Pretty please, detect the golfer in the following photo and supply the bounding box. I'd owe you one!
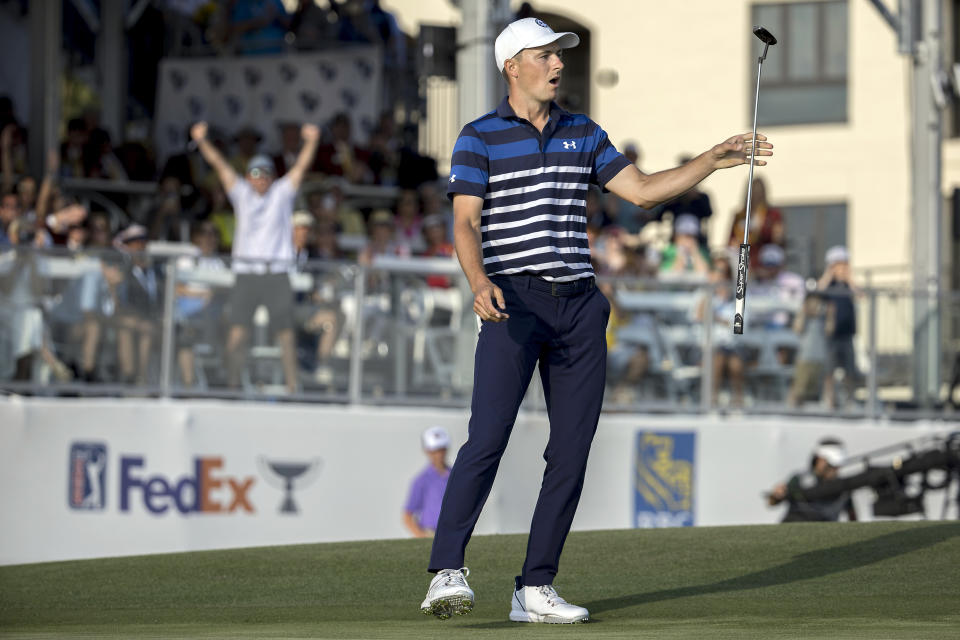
[420,17,773,624]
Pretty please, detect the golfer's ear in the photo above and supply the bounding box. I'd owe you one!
[504,57,518,79]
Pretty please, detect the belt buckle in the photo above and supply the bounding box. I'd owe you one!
[551,281,559,296]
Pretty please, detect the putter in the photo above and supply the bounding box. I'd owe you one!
[733,26,777,335]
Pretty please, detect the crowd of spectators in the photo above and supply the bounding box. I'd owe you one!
[161,0,406,59]
[0,80,451,391]
[590,147,860,410]
[0,84,858,406]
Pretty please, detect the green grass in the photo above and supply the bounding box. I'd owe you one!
[1,521,958,639]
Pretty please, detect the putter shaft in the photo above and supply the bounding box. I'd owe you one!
[734,31,774,334]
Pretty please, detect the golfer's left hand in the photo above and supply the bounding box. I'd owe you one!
[710,133,772,169]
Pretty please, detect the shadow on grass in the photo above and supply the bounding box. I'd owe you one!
[580,522,960,616]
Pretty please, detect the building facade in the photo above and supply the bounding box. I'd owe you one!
[389,0,960,287]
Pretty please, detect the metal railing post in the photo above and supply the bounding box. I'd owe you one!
[700,285,714,413]
[159,258,177,398]
[866,288,878,419]
[348,265,365,405]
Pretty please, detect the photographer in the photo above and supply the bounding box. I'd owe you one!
[768,438,858,522]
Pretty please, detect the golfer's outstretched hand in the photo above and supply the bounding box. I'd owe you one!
[472,279,509,322]
[710,132,772,170]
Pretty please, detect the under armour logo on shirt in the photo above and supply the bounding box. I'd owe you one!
[562,141,577,150]
[450,174,456,182]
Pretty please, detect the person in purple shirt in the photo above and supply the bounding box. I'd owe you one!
[404,427,451,538]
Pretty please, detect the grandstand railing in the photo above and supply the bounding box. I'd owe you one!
[0,245,957,420]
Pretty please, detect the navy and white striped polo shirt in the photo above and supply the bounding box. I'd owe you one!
[447,97,630,282]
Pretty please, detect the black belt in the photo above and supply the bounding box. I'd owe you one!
[526,276,595,297]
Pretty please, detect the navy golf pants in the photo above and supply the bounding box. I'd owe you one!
[428,275,610,586]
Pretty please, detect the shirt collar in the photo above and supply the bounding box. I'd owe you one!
[496,96,568,124]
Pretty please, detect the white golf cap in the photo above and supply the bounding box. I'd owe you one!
[292,210,314,228]
[421,426,451,452]
[674,214,700,237]
[815,442,846,467]
[495,18,580,73]
[758,244,785,266]
[825,245,850,265]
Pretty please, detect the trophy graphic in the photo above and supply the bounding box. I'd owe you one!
[258,457,321,514]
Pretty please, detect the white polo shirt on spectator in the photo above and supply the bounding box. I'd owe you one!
[228,175,296,273]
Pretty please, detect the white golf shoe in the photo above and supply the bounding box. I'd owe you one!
[509,577,589,624]
[420,567,475,620]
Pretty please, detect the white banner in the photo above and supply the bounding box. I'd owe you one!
[154,48,382,164]
[0,397,955,565]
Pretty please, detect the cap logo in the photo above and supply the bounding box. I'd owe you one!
[535,19,547,28]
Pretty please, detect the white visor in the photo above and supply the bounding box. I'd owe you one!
[815,444,846,468]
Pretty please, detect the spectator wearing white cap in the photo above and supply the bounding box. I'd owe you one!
[817,245,858,409]
[767,437,857,522]
[292,210,316,267]
[751,243,805,330]
[291,210,341,384]
[659,213,711,277]
[114,224,163,385]
[190,120,320,394]
[404,426,452,538]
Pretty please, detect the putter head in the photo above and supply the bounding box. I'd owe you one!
[753,26,778,45]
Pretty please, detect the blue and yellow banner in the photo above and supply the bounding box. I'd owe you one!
[634,431,695,527]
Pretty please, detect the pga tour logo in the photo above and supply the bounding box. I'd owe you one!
[69,442,107,510]
[66,442,319,515]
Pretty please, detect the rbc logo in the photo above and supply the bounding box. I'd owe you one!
[634,431,695,528]
[69,442,107,510]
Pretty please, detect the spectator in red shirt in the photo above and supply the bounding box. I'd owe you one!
[420,214,455,288]
[728,177,783,266]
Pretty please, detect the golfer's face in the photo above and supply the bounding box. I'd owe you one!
[517,44,564,101]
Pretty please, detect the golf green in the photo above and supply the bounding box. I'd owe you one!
[2,521,958,639]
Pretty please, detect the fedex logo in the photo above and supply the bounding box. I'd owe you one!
[120,456,255,515]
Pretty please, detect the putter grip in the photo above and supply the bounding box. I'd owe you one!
[733,243,750,334]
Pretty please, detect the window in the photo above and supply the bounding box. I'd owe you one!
[780,203,847,277]
[752,1,848,126]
